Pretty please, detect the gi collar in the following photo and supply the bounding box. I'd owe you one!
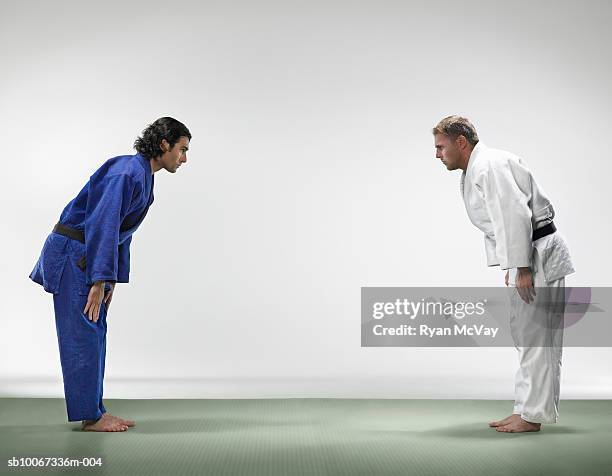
[135,152,154,175]
[465,141,484,175]
[461,141,485,197]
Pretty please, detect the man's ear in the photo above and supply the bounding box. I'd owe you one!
[456,135,468,150]
[160,139,170,152]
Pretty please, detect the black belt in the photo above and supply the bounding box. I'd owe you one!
[53,223,86,270]
[53,222,85,243]
[532,221,556,241]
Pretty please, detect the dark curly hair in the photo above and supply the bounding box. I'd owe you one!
[134,117,192,159]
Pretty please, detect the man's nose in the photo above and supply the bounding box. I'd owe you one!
[435,151,442,159]
[182,153,188,163]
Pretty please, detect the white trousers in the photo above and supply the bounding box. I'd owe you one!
[507,248,565,424]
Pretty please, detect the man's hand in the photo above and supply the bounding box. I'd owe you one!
[104,282,116,311]
[515,267,536,304]
[84,281,105,322]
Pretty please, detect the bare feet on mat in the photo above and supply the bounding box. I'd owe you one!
[105,413,136,427]
[81,414,128,432]
[489,413,521,427]
[496,417,541,433]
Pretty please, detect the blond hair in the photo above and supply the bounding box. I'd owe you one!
[432,115,479,146]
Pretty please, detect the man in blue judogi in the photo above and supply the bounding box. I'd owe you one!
[29,117,191,432]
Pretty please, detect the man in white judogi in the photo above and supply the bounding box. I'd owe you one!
[433,116,574,433]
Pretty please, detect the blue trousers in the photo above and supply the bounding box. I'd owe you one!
[52,240,110,422]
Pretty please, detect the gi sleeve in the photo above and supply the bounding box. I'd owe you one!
[478,161,533,270]
[117,235,132,283]
[85,174,135,284]
[484,234,499,267]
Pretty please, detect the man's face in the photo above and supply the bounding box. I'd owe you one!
[160,136,190,173]
[434,133,462,171]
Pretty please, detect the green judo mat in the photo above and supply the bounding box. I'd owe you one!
[1,398,611,476]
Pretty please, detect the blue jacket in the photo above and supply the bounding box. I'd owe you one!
[30,152,154,293]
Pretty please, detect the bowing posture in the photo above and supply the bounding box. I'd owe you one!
[30,117,191,432]
[433,116,574,433]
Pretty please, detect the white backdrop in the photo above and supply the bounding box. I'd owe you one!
[1,0,611,398]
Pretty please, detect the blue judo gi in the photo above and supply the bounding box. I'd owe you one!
[29,152,154,421]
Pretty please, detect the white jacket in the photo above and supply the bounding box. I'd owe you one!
[460,142,574,282]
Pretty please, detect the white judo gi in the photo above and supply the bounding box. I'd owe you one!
[460,142,575,423]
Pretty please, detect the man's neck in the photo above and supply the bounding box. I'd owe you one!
[149,158,160,174]
[460,145,475,171]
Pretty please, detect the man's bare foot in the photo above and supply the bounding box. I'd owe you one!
[104,413,136,427]
[81,414,128,432]
[496,417,541,433]
[489,413,521,427]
